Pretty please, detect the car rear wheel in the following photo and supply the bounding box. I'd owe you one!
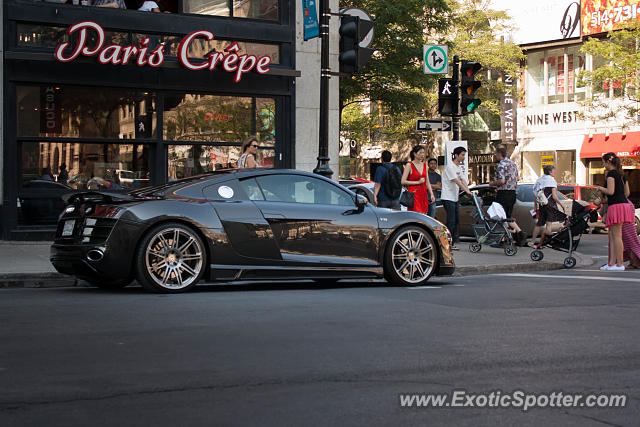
[135,223,206,293]
[384,226,437,286]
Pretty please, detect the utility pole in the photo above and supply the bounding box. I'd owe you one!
[313,0,333,179]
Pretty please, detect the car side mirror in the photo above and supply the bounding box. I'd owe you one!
[355,194,368,211]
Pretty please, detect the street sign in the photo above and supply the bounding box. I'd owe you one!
[423,44,448,74]
[416,119,452,132]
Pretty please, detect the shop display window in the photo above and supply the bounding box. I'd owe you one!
[567,45,586,102]
[184,0,277,19]
[526,51,544,106]
[158,35,280,64]
[167,144,274,180]
[163,94,275,143]
[18,142,150,226]
[17,85,157,139]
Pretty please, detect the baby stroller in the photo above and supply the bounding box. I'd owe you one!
[469,194,518,256]
[530,201,598,268]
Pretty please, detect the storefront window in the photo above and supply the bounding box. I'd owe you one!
[167,144,274,179]
[233,0,278,20]
[592,55,610,100]
[526,51,544,106]
[163,94,275,143]
[160,36,280,64]
[17,86,157,139]
[567,45,586,102]
[547,48,564,104]
[21,142,150,189]
[183,0,230,16]
[18,142,150,226]
[18,24,128,50]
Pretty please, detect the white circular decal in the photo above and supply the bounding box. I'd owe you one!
[218,186,234,199]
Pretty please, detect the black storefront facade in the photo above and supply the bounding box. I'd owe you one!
[2,0,298,240]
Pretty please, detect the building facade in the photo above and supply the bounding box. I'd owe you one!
[1,0,339,239]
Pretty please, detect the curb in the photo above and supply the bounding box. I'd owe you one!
[0,253,595,288]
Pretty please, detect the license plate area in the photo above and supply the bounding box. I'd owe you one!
[62,220,76,236]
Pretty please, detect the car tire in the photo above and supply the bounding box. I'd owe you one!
[87,278,132,290]
[384,225,437,286]
[135,223,206,293]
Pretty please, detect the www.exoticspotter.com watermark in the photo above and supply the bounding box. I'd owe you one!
[399,390,627,412]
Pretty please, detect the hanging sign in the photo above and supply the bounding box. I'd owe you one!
[53,22,272,82]
[303,0,320,40]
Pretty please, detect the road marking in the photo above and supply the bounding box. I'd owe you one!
[498,273,640,283]
[452,284,465,287]
[591,255,608,258]
[407,286,442,290]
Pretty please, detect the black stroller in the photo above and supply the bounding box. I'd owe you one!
[469,194,518,256]
[530,201,598,268]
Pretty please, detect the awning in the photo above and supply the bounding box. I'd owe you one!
[519,135,582,152]
[580,131,640,158]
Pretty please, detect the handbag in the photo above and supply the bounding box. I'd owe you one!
[399,190,414,208]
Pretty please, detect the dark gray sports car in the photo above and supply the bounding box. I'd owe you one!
[50,169,454,293]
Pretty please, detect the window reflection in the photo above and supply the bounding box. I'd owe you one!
[18,24,129,50]
[183,0,229,16]
[17,86,156,139]
[21,142,150,190]
[160,36,279,63]
[168,144,274,180]
[163,94,275,143]
[233,0,278,20]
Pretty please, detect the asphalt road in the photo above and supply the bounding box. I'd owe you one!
[1,267,639,426]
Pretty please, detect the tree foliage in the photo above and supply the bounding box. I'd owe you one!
[339,0,524,144]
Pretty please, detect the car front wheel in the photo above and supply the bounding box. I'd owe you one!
[135,223,206,293]
[384,226,437,286]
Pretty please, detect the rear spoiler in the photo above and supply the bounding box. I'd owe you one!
[62,191,136,205]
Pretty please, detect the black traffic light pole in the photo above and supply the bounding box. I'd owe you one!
[313,0,333,179]
[452,55,460,141]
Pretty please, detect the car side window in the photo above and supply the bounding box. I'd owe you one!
[239,178,265,201]
[478,188,497,206]
[255,174,354,206]
[202,180,247,201]
[459,192,473,206]
[516,185,534,203]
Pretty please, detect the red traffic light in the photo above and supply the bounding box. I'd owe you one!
[461,61,481,78]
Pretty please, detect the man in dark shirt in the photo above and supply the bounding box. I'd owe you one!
[374,150,401,210]
[427,158,441,217]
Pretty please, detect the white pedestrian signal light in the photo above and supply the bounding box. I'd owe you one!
[459,61,482,115]
[438,78,458,116]
[339,15,375,74]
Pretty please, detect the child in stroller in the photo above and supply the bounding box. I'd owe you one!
[530,201,598,268]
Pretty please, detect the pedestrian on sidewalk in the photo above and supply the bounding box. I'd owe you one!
[401,145,435,215]
[373,150,402,210]
[441,146,472,250]
[489,145,525,245]
[596,152,632,271]
[427,158,442,217]
[622,198,640,268]
[531,165,566,249]
[237,136,258,168]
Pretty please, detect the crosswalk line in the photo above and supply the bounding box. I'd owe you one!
[498,273,640,283]
[406,286,442,290]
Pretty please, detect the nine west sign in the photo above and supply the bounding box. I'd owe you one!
[54,21,272,82]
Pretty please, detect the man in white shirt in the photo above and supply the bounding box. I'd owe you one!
[441,146,472,250]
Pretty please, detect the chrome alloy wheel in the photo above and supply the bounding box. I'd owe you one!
[144,227,204,290]
[391,229,435,284]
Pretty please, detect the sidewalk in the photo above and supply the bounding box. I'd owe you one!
[0,240,594,288]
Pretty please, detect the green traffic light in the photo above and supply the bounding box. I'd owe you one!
[466,99,481,113]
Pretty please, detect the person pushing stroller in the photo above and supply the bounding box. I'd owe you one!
[531,165,567,249]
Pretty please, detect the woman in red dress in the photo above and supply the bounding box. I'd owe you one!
[401,145,435,214]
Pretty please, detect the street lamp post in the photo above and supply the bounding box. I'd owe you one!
[313,0,334,179]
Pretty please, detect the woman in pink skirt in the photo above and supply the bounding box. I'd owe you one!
[596,152,633,271]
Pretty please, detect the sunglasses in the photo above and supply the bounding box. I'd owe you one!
[250,144,259,148]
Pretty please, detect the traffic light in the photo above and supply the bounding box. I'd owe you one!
[438,78,458,116]
[459,60,482,115]
[339,15,375,74]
